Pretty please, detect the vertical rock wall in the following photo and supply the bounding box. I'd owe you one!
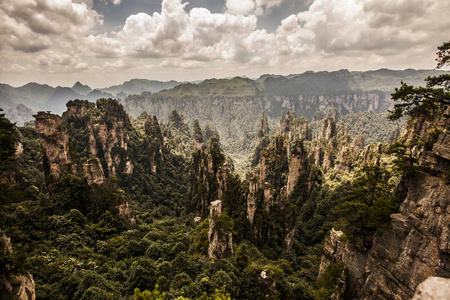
[319,119,450,299]
[34,112,74,181]
[208,200,233,260]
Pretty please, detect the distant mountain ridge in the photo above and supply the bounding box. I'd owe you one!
[0,79,183,125]
[100,78,181,97]
[123,68,449,171]
[1,69,448,127]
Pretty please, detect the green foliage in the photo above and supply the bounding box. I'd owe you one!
[212,212,236,238]
[314,263,345,300]
[389,41,450,121]
[387,142,418,176]
[191,219,209,254]
[333,164,400,248]
[0,108,16,165]
[436,41,450,69]
[134,285,166,300]
[193,119,204,144]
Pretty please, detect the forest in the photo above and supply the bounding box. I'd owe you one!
[0,44,449,300]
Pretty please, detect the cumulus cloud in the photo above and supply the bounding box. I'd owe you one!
[88,0,266,63]
[86,33,125,57]
[295,0,450,56]
[103,59,132,71]
[226,0,284,15]
[36,50,89,72]
[83,0,450,74]
[0,0,101,53]
[2,0,450,86]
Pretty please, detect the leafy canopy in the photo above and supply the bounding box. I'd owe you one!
[389,41,450,120]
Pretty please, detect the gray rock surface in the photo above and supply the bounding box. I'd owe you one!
[412,277,450,300]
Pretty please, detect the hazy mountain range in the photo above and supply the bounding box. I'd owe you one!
[0,79,182,125]
[0,69,447,126]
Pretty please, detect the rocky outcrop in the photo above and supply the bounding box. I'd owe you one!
[334,135,365,173]
[258,111,270,137]
[318,117,336,140]
[118,202,136,226]
[311,118,350,172]
[189,135,232,217]
[246,168,259,225]
[65,99,134,177]
[319,117,450,299]
[286,140,308,196]
[412,277,450,300]
[34,111,74,181]
[193,119,204,150]
[0,230,35,300]
[208,200,233,260]
[82,157,104,186]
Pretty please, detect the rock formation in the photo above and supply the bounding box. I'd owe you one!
[82,157,105,186]
[208,200,233,260]
[412,277,450,300]
[118,201,136,226]
[318,115,450,299]
[189,134,232,217]
[34,111,74,181]
[286,140,308,196]
[65,99,134,177]
[0,230,35,300]
[258,111,270,137]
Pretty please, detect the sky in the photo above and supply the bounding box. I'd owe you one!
[1,0,449,88]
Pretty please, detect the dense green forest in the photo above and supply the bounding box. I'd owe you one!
[0,101,406,299]
[1,44,449,299]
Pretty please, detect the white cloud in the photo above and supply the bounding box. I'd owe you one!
[226,0,284,15]
[226,0,255,15]
[83,0,450,75]
[295,0,450,56]
[86,33,125,57]
[0,0,101,53]
[103,59,132,71]
[2,0,450,87]
[36,50,89,72]
[160,59,204,69]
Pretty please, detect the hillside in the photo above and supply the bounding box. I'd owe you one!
[0,66,448,300]
[124,69,443,173]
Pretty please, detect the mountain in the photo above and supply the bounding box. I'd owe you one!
[0,79,183,126]
[71,81,92,95]
[319,110,450,299]
[124,69,447,173]
[100,78,181,96]
[0,75,448,300]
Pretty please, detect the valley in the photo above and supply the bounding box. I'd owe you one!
[0,65,449,300]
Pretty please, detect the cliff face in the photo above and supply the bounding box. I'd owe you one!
[319,116,450,299]
[34,112,74,180]
[65,99,134,178]
[125,82,394,172]
[82,157,104,186]
[189,136,229,216]
[0,230,35,300]
[208,200,233,260]
[286,140,308,196]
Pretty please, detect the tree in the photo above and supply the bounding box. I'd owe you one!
[0,109,16,165]
[389,41,450,121]
[333,164,399,248]
[387,142,418,177]
[193,119,204,144]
